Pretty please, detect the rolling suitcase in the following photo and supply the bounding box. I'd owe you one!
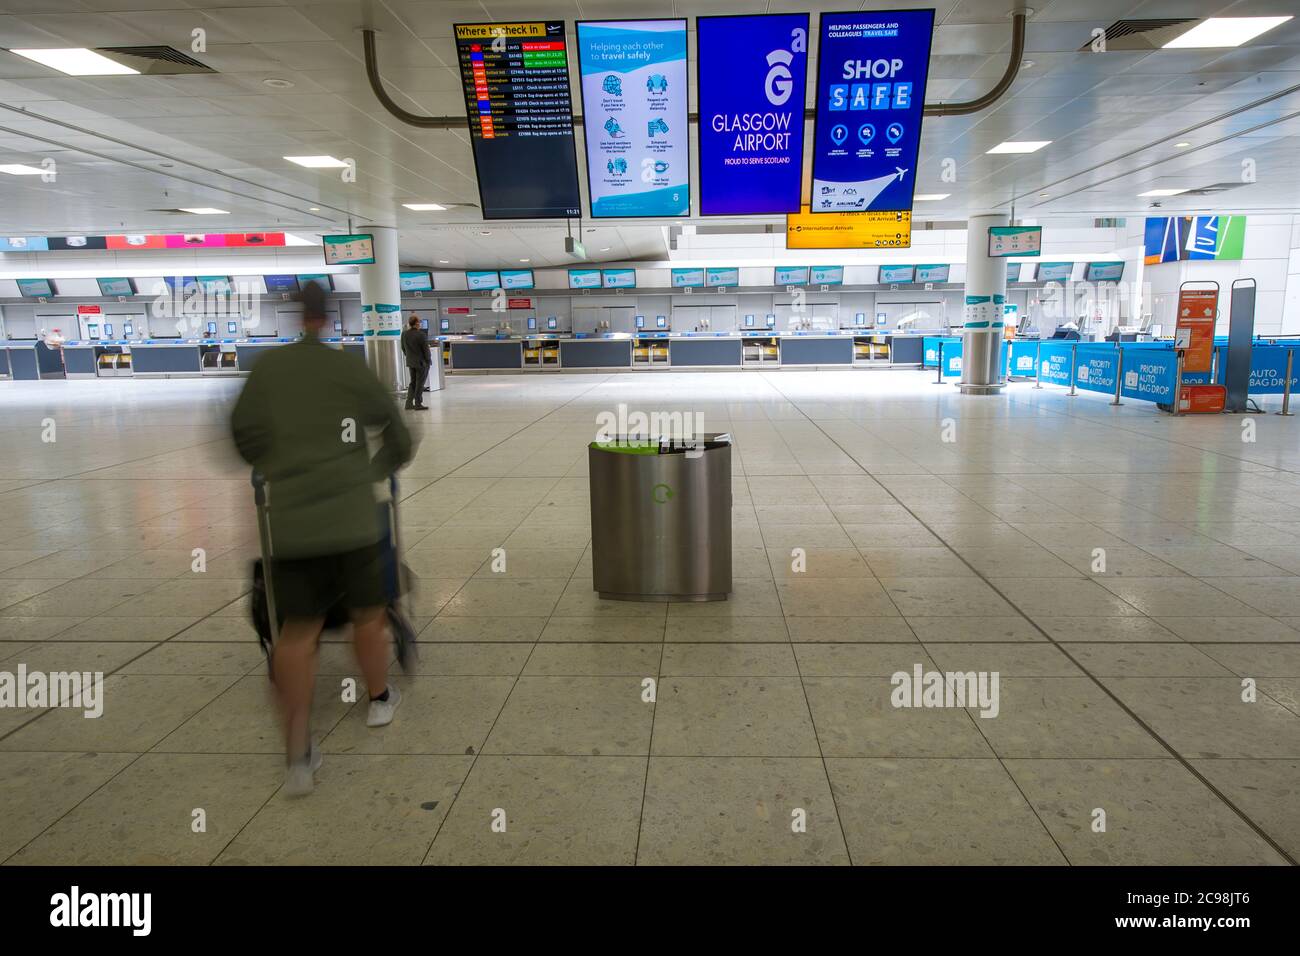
[250,471,418,680]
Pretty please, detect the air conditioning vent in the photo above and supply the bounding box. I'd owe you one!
[1078,18,1198,51]
[95,46,215,75]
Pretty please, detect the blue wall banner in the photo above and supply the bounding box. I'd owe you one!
[576,19,689,218]
[697,13,809,215]
[810,9,935,214]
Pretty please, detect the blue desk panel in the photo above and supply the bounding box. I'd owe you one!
[132,345,201,374]
[451,341,522,370]
[235,344,281,372]
[560,339,631,368]
[7,347,38,380]
[781,337,853,366]
[669,338,742,367]
[889,335,925,364]
[62,347,98,375]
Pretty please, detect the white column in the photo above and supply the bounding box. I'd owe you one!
[358,224,404,392]
[959,212,1010,394]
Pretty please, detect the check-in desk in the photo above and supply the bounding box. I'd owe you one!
[888,334,926,365]
[450,337,523,370]
[741,334,780,367]
[669,333,743,368]
[130,340,202,376]
[60,341,129,378]
[780,332,854,366]
[233,337,296,372]
[559,335,632,369]
[0,342,35,379]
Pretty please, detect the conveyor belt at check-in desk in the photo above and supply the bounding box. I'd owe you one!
[450,338,523,370]
[559,337,632,369]
[668,335,743,368]
[131,341,202,375]
[780,333,854,366]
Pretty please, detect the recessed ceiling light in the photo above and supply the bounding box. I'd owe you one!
[600,247,611,252]
[438,259,449,264]
[1174,142,1192,148]
[1164,16,1292,49]
[263,77,295,89]
[987,141,1051,154]
[179,207,228,214]
[0,164,45,176]
[10,48,139,76]
[284,155,348,168]
[402,203,446,211]
[1021,60,1035,69]
[480,230,491,236]
[519,258,530,263]
[1138,188,1190,197]
[913,193,949,201]
[1039,193,1050,198]
[308,207,320,211]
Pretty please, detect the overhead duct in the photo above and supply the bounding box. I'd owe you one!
[94,46,216,75]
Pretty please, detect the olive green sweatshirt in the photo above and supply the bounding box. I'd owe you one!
[231,332,414,559]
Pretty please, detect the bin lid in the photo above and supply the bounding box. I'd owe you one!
[591,433,731,455]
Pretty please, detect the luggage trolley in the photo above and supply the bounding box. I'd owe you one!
[250,471,418,679]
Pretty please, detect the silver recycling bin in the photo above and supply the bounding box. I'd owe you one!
[589,434,732,602]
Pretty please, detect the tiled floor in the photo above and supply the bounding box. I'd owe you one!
[1,370,1298,866]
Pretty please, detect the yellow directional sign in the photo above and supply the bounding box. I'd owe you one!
[786,206,911,250]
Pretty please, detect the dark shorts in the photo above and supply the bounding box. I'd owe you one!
[271,542,387,619]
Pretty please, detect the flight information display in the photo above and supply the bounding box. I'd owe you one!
[454,21,583,219]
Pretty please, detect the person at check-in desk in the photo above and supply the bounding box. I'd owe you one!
[400,314,431,410]
[230,280,414,796]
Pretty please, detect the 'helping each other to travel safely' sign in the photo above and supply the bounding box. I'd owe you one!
[810,10,935,214]
[696,13,809,215]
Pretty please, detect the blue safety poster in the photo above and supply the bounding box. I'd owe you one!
[576,19,689,218]
[696,13,809,215]
[810,10,935,214]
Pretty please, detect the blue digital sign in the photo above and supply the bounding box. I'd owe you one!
[697,13,809,215]
[809,266,844,286]
[671,268,705,288]
[500,269,534,290]
[775,266,809,286]
[602,268,636,288]
[705,267,739,287]
[568,269,602,289]
[466,271,500,291]
[878,264,914,284]
[811,10,935,214]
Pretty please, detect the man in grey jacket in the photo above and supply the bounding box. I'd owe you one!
[400,315,431,410]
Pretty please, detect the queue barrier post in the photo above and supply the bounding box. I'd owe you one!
[1172,349,1186,417]
[935,341,944,385]
[1033,341,1043,389]
[1068,343,1078,396]
[1111,345,1123,406]
[1278,347,1295,417]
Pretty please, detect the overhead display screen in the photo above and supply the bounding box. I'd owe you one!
[198,276,231,294]
[705,267,739,288]
[568,269,602,289]
[299,274,333,291]
[500,269,535,290]
[915,264,949,283]
[576,19,689,218]
[671,268,705,288]
[263,275,300,294]
[810,9,935,214]
[602,268,636,288]
[399,271,433,292]
[17,278,54,298]
[1143,214,1245,264]
[466,270,501,291]
[453,21,582,220]
[323,234,375,265]
[809,266,844,286]
[96,277,135,296]
[1085,261,1124,282]
[988,225,1042,258]
[1006,262,1023,282]
[775,266,809,286]
[1037,262,1073,282]
[697,13,809,215]
[878,264,914,284]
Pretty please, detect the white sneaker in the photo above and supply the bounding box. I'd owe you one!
[367,684,401,727]
[283,742,323,797]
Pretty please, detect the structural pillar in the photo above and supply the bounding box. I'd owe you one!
[358,224,405,393]
[959,212,1010,395]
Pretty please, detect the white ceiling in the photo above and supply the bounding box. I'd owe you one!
[0,0,1298,269]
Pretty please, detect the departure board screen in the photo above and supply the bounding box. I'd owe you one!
[454,21,583,220]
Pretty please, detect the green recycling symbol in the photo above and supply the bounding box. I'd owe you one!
[652,483,673,505]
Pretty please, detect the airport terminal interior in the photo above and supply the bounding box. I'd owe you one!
[1,0,1299,868]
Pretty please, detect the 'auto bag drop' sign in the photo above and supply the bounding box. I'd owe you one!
[696,13,809,215]
[810,9,935,214]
